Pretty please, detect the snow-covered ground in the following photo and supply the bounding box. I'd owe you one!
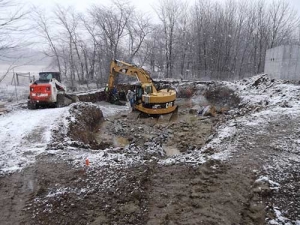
[0,101,130,175]
[0,107,69,174]
[96,101,130,117]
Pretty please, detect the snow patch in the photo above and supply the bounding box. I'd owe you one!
[96,101,130,117]
[0,107,69,174]
[269,207,294,225]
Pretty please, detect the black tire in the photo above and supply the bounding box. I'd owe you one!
[27,101,37,110]
[56,94,65,108]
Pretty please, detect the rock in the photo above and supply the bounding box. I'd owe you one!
[144,142,151,147]
[280,101,292,108]
[0,102,7,115]
[205,135,214,143]
[201,105,217,117]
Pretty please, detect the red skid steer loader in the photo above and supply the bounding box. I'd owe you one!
[27,72,76,109]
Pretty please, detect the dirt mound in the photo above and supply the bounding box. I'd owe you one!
[204,84,241,109]
[49,102,104,150]
[68,103,103,147]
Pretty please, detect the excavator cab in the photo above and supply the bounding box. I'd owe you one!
[134,85,144,104]
[144,84,152,95]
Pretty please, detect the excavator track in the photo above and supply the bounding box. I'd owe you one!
[128,106,178,123]
[157,106,178,123]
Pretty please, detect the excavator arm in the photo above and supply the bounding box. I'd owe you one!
[109,59,157,93]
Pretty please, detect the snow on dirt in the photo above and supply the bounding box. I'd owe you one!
[218,75,300,224]
[0,100,132,175]
[1,74,300,224]
[0,107,68,174]
[44,75,300,184]
[96,101,130,117]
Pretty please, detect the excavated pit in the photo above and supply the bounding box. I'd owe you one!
[61,83,240,155]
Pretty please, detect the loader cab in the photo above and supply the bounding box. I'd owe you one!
[39,72,61,82]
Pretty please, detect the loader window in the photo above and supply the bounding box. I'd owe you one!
[39,73,53,81]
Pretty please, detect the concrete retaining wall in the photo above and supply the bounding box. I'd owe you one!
[264,45,300,80]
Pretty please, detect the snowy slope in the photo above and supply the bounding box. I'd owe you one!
[0,101,130,175]
[0,107,68,174]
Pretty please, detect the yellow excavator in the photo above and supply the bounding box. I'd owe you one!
[108,59,177,115]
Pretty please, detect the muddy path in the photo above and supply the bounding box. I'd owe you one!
[0,167,36,225]
[146,161,256,225]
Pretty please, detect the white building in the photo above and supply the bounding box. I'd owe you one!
[264,45,300,80]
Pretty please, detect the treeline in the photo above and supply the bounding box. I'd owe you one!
[1,0,300,87]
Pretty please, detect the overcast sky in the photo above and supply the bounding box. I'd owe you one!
[26,0,158,13]
[25,0,300,14]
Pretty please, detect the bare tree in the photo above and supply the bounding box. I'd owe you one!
[0,0,28,55]
[31,7,62,74]
[139,25,165,73]
[80,14,103,86]
[154,0,187,78]
[268,0,300,48]
[54,6,85,83]
[126,13,152,62]
[90,0,132,60]
[30,0,300,86]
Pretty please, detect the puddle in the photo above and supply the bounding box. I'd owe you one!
[163,145,181,156]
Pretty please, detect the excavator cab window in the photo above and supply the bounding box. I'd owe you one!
[135,86,143,103]
[144,85,152,94]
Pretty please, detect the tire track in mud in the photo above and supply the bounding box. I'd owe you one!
[0,166,38,225]
[146,160,259,225]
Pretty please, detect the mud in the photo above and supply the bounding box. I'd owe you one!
[94,99,213,155]
[0,167,37,225]
[1,79,300,224]
[0,100,259,225]
[13,155,265,225]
